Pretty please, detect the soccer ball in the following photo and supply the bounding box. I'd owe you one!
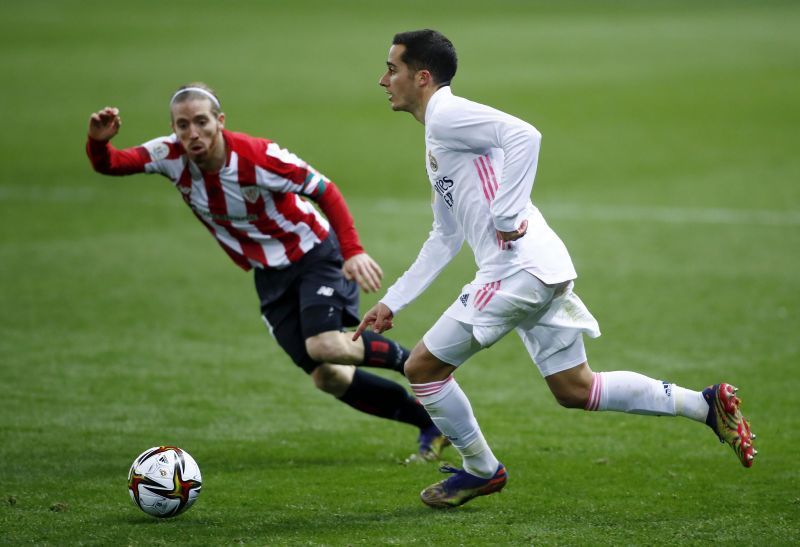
[128,446,202,518]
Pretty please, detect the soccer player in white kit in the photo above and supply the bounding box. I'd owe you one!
[354,30,757,508]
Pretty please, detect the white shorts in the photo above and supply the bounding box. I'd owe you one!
[422,270,601,377]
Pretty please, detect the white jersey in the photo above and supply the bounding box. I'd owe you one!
[381,87,577,314]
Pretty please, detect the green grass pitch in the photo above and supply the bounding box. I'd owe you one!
[1,0,799,544]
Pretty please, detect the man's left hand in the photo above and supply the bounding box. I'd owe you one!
[497,219,528,242]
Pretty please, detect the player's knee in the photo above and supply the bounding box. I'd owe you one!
[546,362,593,409]
[305,333,345,364]
[403,348,427,383]
[310,363,353,395]
[404,343,452,384]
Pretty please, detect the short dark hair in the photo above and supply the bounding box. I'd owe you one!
[392,29,457,86]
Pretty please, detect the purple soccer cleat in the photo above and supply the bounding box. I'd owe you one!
[420,463,508,508]
[405,425,451,464]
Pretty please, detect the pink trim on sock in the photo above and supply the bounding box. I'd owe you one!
[585,372,602,411]
[411,376,454,398]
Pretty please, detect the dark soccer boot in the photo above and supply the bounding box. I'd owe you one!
[420,463,507,508]
[405,424,451,464]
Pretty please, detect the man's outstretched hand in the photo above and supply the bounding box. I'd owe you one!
[353,302,394,341]
[88,107,122,142]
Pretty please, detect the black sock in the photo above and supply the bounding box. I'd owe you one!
[359,330,410,375]
[338,369,432,429]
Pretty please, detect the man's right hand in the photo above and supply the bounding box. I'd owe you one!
[343,253,383,294]
[88,107,121,141]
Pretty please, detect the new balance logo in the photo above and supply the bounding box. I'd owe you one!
[316,286,334,297]
[459,293,469,307]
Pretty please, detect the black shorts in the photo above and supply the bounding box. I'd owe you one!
[254,234,360,374]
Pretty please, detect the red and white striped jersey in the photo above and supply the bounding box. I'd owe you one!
[87,130,363,270]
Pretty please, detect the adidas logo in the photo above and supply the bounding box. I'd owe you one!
[459,293,469,307]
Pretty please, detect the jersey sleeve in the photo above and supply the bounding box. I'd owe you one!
[254,141,331,197]
[243,136,364,259]
[314,182,364,260]
[380,193,464,314]
[86,137,150,175]
[430,101,542,233]
[86,135,179,177]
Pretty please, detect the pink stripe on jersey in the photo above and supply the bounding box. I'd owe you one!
[482,155,499,194]
[477,156,498,199]
[411,376,454,398]
[474,154,509,250]
[474,158,492,203]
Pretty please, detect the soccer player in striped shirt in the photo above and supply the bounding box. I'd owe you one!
[86,82,448,462]
[355,30,756,508]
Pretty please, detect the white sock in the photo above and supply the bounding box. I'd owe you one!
[585,371,708,422]
[672,385,710,423]
[411,376,499,478]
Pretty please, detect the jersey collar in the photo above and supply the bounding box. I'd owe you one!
[425,86,453,125]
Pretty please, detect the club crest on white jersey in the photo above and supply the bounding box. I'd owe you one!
[428,150,438,172]
[241,186,261,203]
